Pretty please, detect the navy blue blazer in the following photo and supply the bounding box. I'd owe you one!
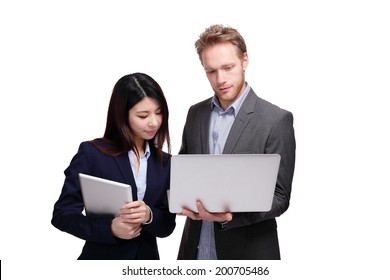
[51,140,176,260]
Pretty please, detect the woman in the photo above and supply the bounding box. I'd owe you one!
[51,73,176,260]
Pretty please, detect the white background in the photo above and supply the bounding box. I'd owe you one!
[1,0,389,279]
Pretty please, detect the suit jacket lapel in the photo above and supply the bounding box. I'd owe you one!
[200,99,212,154]
[114,154,138,200]
[223,90,256,154]
[142,151,159,203]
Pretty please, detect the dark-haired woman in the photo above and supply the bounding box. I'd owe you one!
[52,73,175,260]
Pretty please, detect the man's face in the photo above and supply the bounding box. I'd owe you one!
[201,42,248,110]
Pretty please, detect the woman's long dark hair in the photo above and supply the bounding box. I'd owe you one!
[91,73,171,161]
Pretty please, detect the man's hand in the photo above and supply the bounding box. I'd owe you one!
[180,201,233,222]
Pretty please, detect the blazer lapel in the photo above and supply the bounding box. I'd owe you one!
[114,154,138,200]
[142,151,159,203]
[223,90,256,154]
[200,100,212,154]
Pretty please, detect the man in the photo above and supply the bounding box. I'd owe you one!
[177,24,296,260]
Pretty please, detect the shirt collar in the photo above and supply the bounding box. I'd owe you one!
[129,141,151,159]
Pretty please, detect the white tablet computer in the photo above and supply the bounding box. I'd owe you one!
[79,173,133,216]
[168,154,280,213]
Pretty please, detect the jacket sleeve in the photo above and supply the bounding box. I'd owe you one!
[141,153,176,238]
[223,111,296,230]
[51,142,118,244]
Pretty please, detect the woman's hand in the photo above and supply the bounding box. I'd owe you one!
[120,201,151,224]
[111,217,141,240]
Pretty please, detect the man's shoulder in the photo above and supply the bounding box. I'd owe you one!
[186,97,213,116]
[190,97,212,109]
[258,97,291,114]
[244,91,293,124]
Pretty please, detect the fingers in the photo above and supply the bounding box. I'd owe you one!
[196,201,207,213]
[224,212,233,222]
[111,217,142,240]
[180,201,233,222]
[120,201,150,224]
[121,200,145,212]
[128,225,142,239]
[181,209,201,220]
[197,201,232,222]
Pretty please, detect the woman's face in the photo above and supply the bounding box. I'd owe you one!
[128,97,162,149]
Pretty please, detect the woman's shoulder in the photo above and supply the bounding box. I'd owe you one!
[149,146,171,164]
[78,139,113,154]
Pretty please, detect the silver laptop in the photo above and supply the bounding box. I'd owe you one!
[168,154,280,213]
[79,173,133,216]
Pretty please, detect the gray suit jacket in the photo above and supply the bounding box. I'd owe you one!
[177,88,296,259]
